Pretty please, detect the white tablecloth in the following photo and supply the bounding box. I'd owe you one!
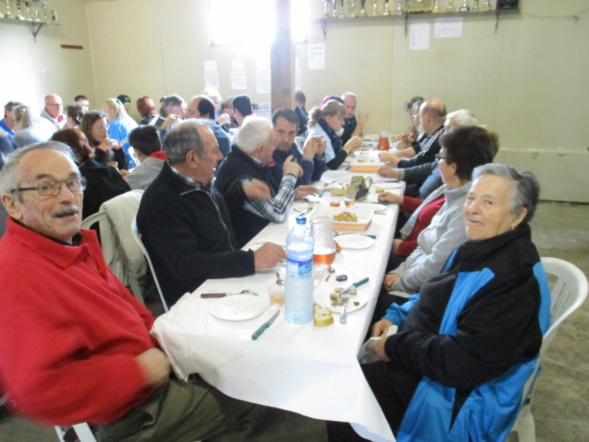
[152,169,403,441]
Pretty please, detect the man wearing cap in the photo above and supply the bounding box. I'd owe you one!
[40,94,65,132]
[117,94,132,114]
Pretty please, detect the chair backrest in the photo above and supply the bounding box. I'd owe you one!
[541,257,588,349]
[131,218,169,312]
[518,257,588,412]
[81,190,146,281]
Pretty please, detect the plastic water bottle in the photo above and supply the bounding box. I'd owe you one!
[285,216,314,324]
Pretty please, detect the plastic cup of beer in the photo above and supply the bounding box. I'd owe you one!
[268,283,285,306]
[344,197,355,208]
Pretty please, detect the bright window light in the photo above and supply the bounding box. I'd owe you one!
[209,0,309,46]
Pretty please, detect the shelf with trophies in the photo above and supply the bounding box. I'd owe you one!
[316,0,519,38]
[0,0,60,41]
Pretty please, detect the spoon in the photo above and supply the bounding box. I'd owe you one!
[325,266,336,281]
[275,272,285,287]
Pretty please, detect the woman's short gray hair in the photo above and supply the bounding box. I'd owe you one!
[472,163,540,223]
[235,116,273,154]
[0,142,75,198]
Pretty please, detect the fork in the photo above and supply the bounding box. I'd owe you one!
[340,291,351,324]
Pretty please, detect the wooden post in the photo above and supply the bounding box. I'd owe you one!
[271,0,293,114]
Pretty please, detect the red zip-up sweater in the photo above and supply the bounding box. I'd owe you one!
[0,219,156,426]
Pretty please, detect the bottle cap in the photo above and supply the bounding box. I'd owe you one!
[296,216,306,225]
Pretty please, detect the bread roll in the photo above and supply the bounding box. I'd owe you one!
[313,304,334,327]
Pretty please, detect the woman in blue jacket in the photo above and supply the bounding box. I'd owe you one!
[330,164,551,441]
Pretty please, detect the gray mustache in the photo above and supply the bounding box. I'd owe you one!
[54,205,80,217]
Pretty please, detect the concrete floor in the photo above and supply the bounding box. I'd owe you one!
[0,201,587,441]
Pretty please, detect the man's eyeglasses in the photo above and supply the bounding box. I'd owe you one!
[47,103,63,107]
[435,154,447,162]
[12,177,87,197]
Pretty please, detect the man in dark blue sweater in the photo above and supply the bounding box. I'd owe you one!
[137,121,285,307]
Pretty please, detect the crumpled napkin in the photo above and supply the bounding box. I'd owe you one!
[150,293,245,380]
[357,324,398,365]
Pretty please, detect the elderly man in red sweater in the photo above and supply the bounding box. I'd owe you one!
[0,142,281,440]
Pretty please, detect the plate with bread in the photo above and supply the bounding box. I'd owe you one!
[311,207,373,231]
[314,284,368,316]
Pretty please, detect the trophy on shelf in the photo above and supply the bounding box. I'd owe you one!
[359,0,367,16]
[15,0,25,19]
[31,0,40,20]
[459,0,470,11]
[339,0,346,18]
[322,0,330,17]
[394,0,403,15]
[349,0,357,17]
[446,0,456,12]
[432,0,441,12]
[383,0,391,15]
[331,0,337,18]
[482,0,492,10]
[41,0,47,20]
[472,0,479,10]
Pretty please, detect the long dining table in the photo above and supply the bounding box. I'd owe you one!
[151,151,403,441]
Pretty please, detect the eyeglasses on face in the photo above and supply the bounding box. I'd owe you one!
[435,154,447,162]
[12,177,87,197]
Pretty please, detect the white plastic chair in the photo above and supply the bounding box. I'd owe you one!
[508,257,588,442]
[54,422,97,442]
[131,218,169,312]
[81,190,146,304]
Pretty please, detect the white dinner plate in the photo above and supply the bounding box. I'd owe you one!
[209,295,268,321]
[335,234,375,250]
[314,284,368,315]
[372,182,402,192]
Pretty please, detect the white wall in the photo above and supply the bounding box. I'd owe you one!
[0,0,95,113]
[1,0,588,201]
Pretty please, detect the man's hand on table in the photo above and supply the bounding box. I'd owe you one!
[383,273,400,292]
[254,242,286,269]
[295,185,319,200]
[283,155,303,177]
[243,179,271,201]
[136,348,171,388]
[367,319,392,362]
[379,152,401,167]
[377,165,401,179]
[377,191,402,205]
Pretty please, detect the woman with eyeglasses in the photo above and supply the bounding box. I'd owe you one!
[51,128,130,219]
[80,110,128,172]
[377,126,498,309]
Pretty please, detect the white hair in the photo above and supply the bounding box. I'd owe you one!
[445,109,477,128]
[235,116,272,153]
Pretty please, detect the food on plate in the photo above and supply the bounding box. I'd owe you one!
[374,187,385,193]
[329,287,359,307]
[333,211,359,222]
[313,304,334,327]
[329,188,347,197]
[330,201,341,207]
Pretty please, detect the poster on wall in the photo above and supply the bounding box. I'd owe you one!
[309,44,325,70]
[256,58,271,94]
[231,60,247,90]
[410,23,430,50]
[295,58,302,91]
[204,60,220,90]
[434,17,463,38]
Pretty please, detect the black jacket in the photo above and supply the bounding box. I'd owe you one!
[79,159,130,219]
[215,147,278,246]
[137,162,254,307]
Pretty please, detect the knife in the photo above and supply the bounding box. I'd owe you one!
[251,309,280,340]
[200,291,257,298]
[340,277,370,295]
